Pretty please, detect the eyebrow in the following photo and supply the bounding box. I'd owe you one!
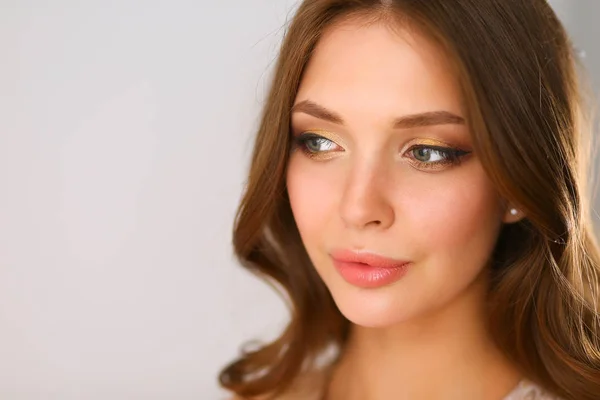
[291,100,465,129]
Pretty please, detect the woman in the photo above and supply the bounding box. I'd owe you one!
[220,0,600,399]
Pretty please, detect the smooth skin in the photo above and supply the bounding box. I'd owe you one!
[286,17,525,400]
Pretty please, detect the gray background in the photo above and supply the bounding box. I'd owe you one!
[0,1,596,399]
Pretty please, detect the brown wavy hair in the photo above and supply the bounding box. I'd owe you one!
[219,1,600,399]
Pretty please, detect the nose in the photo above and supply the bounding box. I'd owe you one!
[339,160,395,231]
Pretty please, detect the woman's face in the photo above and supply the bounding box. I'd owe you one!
[287,18,514,328]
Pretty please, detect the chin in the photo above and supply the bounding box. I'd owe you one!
[327,282,418,328]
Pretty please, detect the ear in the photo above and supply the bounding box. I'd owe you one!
[502,206,526,224]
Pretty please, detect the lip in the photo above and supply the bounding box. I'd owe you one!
[330,249,411,288]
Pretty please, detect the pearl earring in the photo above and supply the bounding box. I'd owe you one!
[510,208,518,216]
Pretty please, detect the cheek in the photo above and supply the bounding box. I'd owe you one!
[286,155,336,242]
[400,164,503,270]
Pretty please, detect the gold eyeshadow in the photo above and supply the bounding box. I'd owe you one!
[293,128,348,148]
[401,137,461,150]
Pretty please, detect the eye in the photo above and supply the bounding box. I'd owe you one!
[412,147,447,163]
[304,136,337,152]
[405,144,470,170]
[292,132,343,159]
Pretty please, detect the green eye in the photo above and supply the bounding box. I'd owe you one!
[412,147,446,163]
[293,132,343,160]
[305,137,335,152]
[406,145,471,171]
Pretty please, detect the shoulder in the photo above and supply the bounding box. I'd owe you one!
[503,379,564,400]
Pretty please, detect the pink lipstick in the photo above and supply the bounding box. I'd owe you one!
[330,249,411,288]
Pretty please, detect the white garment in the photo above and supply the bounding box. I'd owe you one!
[503,379,562,400]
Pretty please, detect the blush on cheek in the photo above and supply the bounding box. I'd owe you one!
[286,158,340,241]
[401,173,502,251]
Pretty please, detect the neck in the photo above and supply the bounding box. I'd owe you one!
[326,273,521,400]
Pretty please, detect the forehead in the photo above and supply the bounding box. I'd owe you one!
[295,17,465,124]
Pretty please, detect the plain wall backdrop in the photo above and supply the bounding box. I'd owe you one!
[0,1,596,399]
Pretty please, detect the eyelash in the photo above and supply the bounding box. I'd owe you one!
[292,132,471,170]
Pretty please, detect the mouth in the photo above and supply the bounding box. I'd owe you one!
[329,249,411,289]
